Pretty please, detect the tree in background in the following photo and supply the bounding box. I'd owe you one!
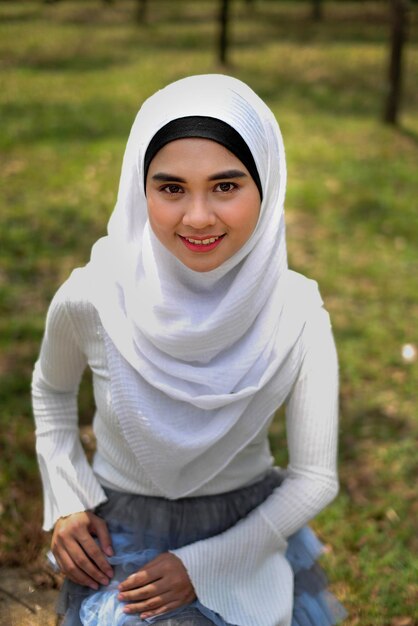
[218,0,258,65]
[312,0,323,21]
[384,0,410,124]
[137,0,148,23]
[218,0,230,66]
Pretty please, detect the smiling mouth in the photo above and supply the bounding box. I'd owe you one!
[179,234,226,252]
[185,236,221,245]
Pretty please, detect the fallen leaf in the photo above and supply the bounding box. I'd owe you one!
[391,617,413,626]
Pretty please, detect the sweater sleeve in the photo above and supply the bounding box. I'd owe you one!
[171,306,339,625]
[32,287,108,531]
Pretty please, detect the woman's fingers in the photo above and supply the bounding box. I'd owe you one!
[123,586,189,615]
[89,514,114,558]
[140,602,180,620]
[77,529,113,578]
[124,594,178,618]
[118,567,157,592]
[52,511,113,586]
[118,580,165,602]
[118,552,196,617]
[119,552,187,592]
[55,546,102,590]
[124,585,196,617]
[66,537,112,585]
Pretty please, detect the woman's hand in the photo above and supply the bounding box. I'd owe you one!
[51,511,114,590]
[118,552,196,619]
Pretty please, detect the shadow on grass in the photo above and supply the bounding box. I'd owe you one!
[18,52,131,73]
[243,68,385,117]
[0,9,41,24]
[398,124,418,147]
[0,100,134,148]
[340,406,412,460]
[3,25,214,72]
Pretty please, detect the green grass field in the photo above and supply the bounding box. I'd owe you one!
[0,1,417,623]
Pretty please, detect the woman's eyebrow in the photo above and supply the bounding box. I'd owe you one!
[151,169,248,183]
[208,170,247,181]
[151,172,187,182]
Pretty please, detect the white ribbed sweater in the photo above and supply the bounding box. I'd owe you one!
[32,284,339,626]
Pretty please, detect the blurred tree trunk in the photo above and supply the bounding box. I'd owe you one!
[218,0,230,66]
[312,0,323,21]
[384,0,409,125]
[137,0,148,23]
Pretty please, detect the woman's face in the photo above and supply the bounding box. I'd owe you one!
[145,138,261,272]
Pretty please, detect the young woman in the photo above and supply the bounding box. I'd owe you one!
[32,74,346,626]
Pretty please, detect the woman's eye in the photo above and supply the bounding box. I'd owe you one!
[161,184,183,194]
[215,182,236,193]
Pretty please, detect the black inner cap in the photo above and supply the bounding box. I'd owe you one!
[143,116,263,200]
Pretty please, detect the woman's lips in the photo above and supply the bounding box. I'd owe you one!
[178,234,226,253]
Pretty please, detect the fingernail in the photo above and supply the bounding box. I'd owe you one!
[106,546,114,556]
[90,583,99,590]
[100,577,109,585]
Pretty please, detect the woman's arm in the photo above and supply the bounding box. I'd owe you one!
[257,305,339,539]
[32,287,108,528]
[32,286,111,586]
[167,306,339,623]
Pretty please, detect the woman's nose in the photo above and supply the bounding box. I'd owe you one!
[182,196,216,229]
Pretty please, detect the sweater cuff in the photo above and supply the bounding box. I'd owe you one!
[171,508,289,626]
[37,442,108,530]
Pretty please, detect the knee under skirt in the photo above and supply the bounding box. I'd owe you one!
[56,470,347,626]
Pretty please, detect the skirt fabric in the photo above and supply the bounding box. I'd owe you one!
[57,469,346,626]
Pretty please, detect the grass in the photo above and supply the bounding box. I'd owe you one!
[0,1,417,623]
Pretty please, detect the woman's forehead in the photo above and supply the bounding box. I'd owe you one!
[148,138,248,168]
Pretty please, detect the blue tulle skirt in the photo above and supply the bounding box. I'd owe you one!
[56,470,346,626]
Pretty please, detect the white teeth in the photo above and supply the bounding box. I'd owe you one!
[186,237,219,245]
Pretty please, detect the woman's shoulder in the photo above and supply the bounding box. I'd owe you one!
[286,270,333,338]
[49,268,99,327]
[286,270,323,312]
[287,269,320,296]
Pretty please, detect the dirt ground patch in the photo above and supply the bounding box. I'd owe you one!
[0,568,58,626]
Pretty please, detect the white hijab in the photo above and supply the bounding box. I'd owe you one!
[77,74,323,497]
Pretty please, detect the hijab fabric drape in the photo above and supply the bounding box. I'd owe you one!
[74,74,323,498]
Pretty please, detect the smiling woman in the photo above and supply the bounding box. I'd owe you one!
[146,138,261,272]
[32,74,346,626]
